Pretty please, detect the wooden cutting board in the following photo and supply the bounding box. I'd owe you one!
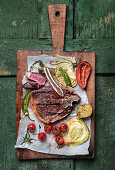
[16,4,95,159]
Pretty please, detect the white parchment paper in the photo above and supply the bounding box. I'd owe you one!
[15,54,91,155]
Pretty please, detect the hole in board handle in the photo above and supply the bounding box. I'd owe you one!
[55,11,60,17]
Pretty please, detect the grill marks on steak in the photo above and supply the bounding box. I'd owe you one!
[31,91,64,105]
[33,105,72,116]
[30,86,80,123]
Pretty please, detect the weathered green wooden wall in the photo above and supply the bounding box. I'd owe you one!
[0,0,115,169]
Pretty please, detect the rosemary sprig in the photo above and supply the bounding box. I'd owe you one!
[21,130,36,145]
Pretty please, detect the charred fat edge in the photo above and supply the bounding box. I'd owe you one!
[25,71,31,78]
[44,67,64,97]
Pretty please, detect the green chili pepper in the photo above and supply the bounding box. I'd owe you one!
[59,67,72,86]
[22,92,34,121]
[22,92,30,113]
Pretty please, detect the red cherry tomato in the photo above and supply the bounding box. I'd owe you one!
[52,126,60,136]
[60,123,68,132]
[44,124,53,133]
[27,123,36,133]
[55,136,64,145]
[38,132,46,141]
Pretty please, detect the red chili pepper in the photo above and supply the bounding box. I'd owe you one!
[76,61,91,89]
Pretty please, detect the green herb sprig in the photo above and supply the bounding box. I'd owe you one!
[21,130,36,145]
[71,57,82,71]
[30,60,45,76]
[72,61,78,71]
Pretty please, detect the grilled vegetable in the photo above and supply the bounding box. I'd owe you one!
[76,61,91,89]
[22,92,34,121]
[50,60,70,65]
[77,104,92,118]
[22,92,30,113]
[53,54,79,71]
[59,67,72,86]
[53,54,73,63]
[55,63,77,87]
[64,117,89,148]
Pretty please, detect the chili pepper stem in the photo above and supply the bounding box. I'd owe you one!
[24,111,34,121]
[27,114,34,121]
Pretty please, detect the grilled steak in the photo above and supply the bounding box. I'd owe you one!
[30,86,80,123]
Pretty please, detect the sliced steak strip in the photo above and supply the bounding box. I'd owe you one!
[25,72,46,85]
[22,81,40,89]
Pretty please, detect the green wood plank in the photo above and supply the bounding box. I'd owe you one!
[75,76,115,170]
[0,0,114,40]
[0,39,115,75]
[38,0,73,39]
[0,77,39,170]
[0,0,38,39]
[65,39,115,74]
[38,160,74,170]
[74,0,115,39]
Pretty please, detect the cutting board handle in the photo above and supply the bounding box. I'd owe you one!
[48,4,66,52]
